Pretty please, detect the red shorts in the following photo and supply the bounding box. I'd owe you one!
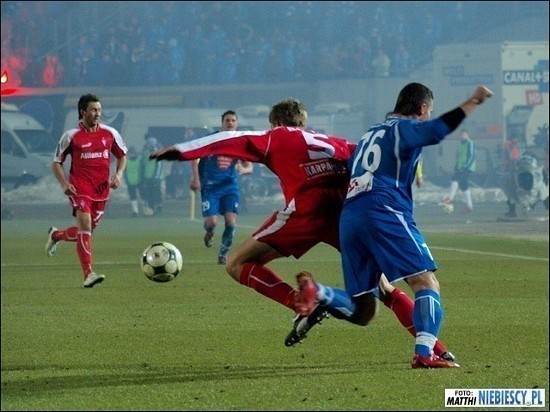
[69,195,107,229]
[252,191,343,258]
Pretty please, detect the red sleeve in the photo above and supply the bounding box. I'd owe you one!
[173,130,271,162]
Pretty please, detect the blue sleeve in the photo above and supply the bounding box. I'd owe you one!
[397,117,452,150]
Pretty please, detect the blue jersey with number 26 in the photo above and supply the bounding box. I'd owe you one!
[346,116,451,211]
[339,115,454,294]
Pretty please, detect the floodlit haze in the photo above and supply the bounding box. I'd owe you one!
[1,1,547,88]
[1,1,548,211]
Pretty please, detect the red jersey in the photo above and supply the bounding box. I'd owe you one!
[173,127,356,206]
[54,122,127,201]
[170,127,357,257]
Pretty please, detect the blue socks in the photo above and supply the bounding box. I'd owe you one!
[413,289,443,357]
[316,283,356,318]
[204,223,214,235]
[316,281,444,358]
[220,225,235,257]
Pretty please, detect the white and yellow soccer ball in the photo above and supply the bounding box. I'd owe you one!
[141,242,183,283]
[443,202,455,214]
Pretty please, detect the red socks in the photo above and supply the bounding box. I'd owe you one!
[239,263,297,312]
[52,226,94,277]
[52,226,78,242]
[76,230,93,277]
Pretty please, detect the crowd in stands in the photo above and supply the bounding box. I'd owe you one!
[0,1,544,89]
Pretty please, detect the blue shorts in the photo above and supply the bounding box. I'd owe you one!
[339,194,437,296]
[201,189,239,217]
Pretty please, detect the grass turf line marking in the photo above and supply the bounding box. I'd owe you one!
[1,246,547,268]
[431,246,548,261]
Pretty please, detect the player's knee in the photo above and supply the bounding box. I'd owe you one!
[204,216,217,228]
[408,272,440,293]
[350,308,377,326]
[378,274,394,297]
[225,255,241,281]
[350,294,378,326]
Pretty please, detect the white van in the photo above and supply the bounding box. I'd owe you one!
[1,102,57,161]
[1,103,51,190]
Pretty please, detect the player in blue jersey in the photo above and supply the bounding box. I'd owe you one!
[153,99,456,361]
[190,110,253,264]
[295,83,493,368]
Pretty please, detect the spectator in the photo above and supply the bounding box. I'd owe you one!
[501,154,549,218]
[98,50,116,87]
[443,130,477,213]
[165,37,185,85]
[124,146,143,217]
[71,34,90,86]
[280,37,297,82]
[82,47,101,86]
[130,40,147,86]
[421,10,442,54]
[1,48,26,87]
[145,49,164,86]
[141,137,164,216]
[113,42,131,86]
[103,33,120,59]
[351,36,373,78]
[3,1,543,88]
[392,42,412,76]
[371,46,391,77]
[394,12,412,40]
[165,128,195,199]
[502,135,520,173]
[294,38,315,81]
[165,162,189,200]
[41,53,63,87]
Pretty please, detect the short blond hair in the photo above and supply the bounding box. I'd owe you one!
[269,98,308,127]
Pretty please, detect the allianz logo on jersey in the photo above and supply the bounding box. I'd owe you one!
[347,172,373,199]
[80,150,109,159]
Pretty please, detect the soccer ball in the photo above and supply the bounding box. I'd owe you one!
[141,242,183,283]
[443,202,455,214]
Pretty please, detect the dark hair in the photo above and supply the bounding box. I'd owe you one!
[221,110,237,121]
[269,98,308,127]
[392,83,433,116]
[77,93,100,119]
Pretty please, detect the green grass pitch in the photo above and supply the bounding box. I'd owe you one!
[1,214,548,410]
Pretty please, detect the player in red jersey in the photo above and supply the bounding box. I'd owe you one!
[45,93,128,288]
[150,98,454,359]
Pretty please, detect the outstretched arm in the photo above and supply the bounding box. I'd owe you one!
[460,85,494,115]
[149,145,181,161]
[440,85,493,131]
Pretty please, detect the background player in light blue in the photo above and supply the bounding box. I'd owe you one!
[299,83,493,368]
[190,110,252,265]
